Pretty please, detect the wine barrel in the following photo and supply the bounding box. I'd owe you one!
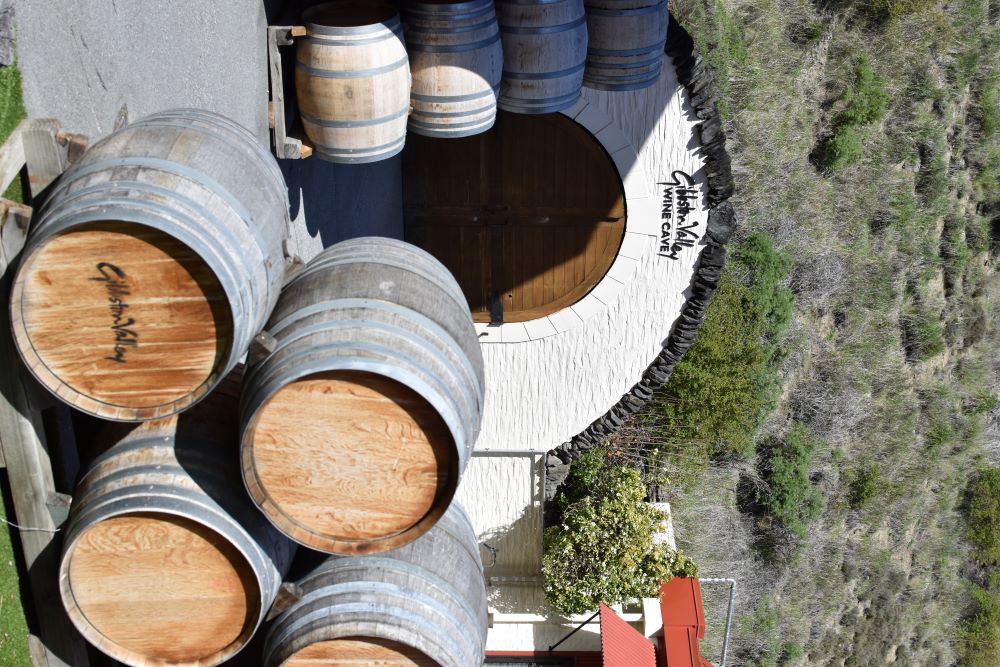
[583,0,668,91]
[240,237,484,555]
[402,0,503,138]
[59,392,295,667]
[296,1,411,163]
[9,109,288,422]
[496,0,588,114]
[264,501,487,667]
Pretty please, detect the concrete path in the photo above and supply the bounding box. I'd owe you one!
[13,0,404,255]
[14,0,269,143]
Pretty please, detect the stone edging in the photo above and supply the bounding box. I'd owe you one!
[544,14,738,498]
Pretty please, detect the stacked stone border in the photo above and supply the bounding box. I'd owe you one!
[545,15,738,498]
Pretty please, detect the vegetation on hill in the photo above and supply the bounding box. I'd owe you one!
[615,0,1000,664]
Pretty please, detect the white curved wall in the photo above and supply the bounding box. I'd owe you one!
[475,55,709,452]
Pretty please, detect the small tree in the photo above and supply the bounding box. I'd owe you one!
[542,448,697,615]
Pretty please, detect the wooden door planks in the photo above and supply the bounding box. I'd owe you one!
[402,111,625,323]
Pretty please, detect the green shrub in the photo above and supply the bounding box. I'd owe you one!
[964,467,1000,565]
[753,425,824,537]
[964,390,999,416]
[656,234,792,459]
[543,448,698,614]
[847,463,882,509]
[835,58,889,128]
[820,125,864,170]
[959,584,1000,666]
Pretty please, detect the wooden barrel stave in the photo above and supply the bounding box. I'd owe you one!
[241,237,484,555]
[9,109,288,421]
[583,0,668,90]
[296,2,411,163]
[264,502,487,667]
[496,0,588,114]
[404,0,503,138]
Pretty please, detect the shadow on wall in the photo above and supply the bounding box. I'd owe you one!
[264,0,404,255]
[480,503,548,614]
[281,156,405,258]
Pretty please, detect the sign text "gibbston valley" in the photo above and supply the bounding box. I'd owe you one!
[657,170,701,260]
[90,262,138,363]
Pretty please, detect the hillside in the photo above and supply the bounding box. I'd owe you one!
[626,1,1000,664]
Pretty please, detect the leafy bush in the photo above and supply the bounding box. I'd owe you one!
[543,448,697,614]
[656,234,792,459]
[752,425,823,538]
[964,467,1000,565]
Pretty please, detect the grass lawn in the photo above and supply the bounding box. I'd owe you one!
[0,60,36,667]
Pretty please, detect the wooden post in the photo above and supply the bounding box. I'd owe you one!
[0,120,90,667]
[267,26,311,159]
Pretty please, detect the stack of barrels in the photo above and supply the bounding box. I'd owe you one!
[10,107,489,665]
[294,0,670,162]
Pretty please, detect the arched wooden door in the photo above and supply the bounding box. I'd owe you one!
[402,112,626,323]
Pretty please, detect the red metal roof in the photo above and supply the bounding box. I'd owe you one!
[660,578,706,638]
[598,603,657,667]
[658,578,714,667]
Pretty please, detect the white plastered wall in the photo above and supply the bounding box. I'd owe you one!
[474,54,709,453]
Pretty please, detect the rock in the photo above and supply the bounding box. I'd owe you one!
[708,179,736,203]
[690,86,719,113]
[707,201,738,244]
[699,243,727,268]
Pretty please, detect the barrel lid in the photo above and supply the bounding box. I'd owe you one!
[10,221,233,421]
[243,370,459,555]
[61,512,260,665]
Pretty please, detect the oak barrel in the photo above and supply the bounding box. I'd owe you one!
[496,0,588,114]
[9,109,288,422]
[59,389,295,666]
[240,237,485,555]
[583,0,668,90]
[296,1,411,163]
[264,501,487,667]
[402,0,503,138]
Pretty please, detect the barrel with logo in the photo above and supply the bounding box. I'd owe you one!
[58,391,295,666]
[496,0,588,114]
[264,501,487,667]
[240,237,484,555]
[296,1,411,162]
[583,0,668,91]
[402,0,503,138]
[9,109,288,422]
